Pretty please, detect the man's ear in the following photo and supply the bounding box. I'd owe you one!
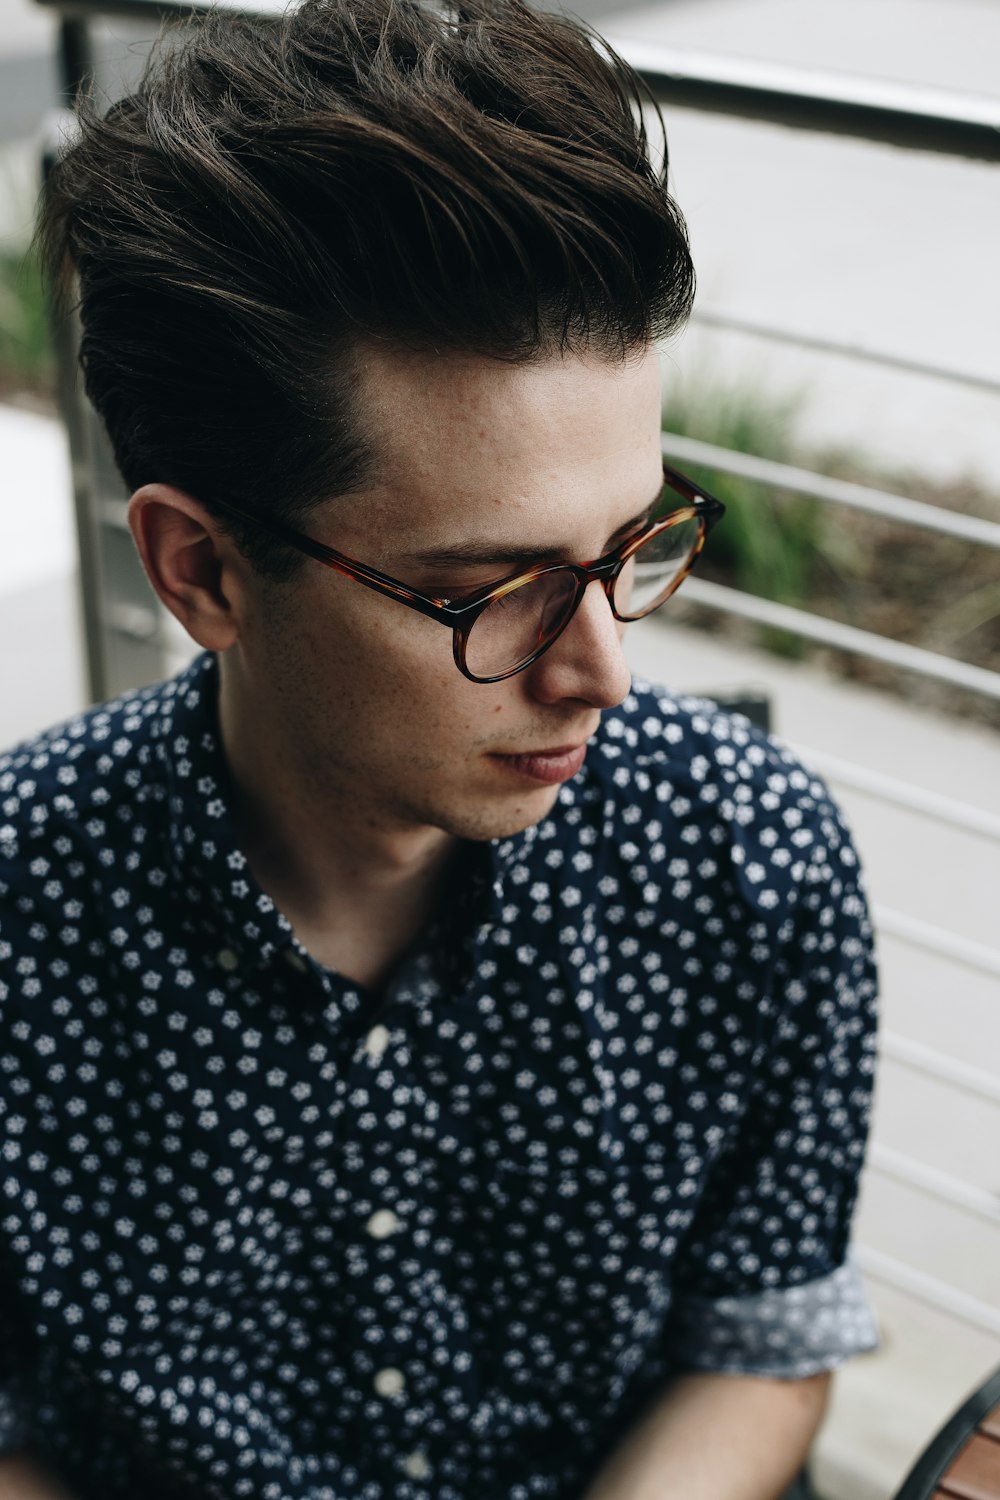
[127,485,246,653]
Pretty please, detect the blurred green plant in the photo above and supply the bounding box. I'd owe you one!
[0,247,55,396]
[662,377,823,655]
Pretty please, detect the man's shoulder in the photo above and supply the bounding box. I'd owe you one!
[576,679,864,921]
[0,652,214,870]
[591,678,827,805]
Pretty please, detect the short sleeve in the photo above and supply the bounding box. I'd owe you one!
[665,786,881,1377]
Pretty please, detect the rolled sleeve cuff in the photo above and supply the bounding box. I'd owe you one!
[668,1252,881,1378]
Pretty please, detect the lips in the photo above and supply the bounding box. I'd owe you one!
[491,742,589,785]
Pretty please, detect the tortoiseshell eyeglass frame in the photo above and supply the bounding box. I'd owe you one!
[208,461,725,684]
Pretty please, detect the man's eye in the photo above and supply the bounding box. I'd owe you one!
[426,577,501,601]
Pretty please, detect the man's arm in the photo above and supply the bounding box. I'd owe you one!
[581,1370,831,1500]
[0,1452,77,1499]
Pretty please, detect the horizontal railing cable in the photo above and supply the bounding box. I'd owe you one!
[689,307,1000,397]
[873,906,1000,981]
[610,38,1000,162]
[677,578,1000,701]
[868,1144,1000,1227]
[855,1245,1000,1337]
[879,1030,1000,1106]
[660,433,1000,549]
[785,746,1000,844]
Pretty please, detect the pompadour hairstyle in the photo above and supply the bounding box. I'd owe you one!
[40,0,695,577]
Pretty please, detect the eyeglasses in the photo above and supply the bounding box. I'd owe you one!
[209,462,725,683]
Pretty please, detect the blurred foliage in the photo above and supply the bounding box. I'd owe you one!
[0,246,55,398]
[662,379,823,655]
[660,375,1000,728]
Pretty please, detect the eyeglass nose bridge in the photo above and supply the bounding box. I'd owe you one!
[577,554,627,616]
[575,550,636,619]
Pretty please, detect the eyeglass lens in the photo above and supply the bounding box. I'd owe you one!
[464,569,579,680]
[614,510,701,619]
[462,510,702,680]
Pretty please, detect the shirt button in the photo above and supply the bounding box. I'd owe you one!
[216,948,239,972]
[364,1024,391,1060]
[284,948,308,973]
[373,1366,405,1398]
[366,1209,401,1240]
[401,1449,431,1480]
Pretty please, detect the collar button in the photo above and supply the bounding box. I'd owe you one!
[364,1024,391,1060]
[373,1367,405,1399]
[366,1209,401,1240]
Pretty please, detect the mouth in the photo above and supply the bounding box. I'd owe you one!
[489,742,590,786]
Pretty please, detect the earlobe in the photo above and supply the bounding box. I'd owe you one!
[127,484,242,653]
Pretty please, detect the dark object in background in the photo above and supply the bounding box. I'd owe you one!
[892,1364,1000,1500]
[781,1474,818,1500]
[707,692,772,735]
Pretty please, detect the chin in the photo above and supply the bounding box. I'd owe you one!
[437,784,562,844]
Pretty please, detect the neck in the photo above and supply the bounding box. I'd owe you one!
[216,656,458,987]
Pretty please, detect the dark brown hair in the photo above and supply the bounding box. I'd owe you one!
[40,0,695,578]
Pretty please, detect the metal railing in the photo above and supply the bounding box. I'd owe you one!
[660,433,1000,701]
[604,39,1000,161]
[687,306,1000,397]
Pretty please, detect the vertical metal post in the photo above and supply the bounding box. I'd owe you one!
[46,11,178,705]
[42,11,113,703]
[57,17,94,107]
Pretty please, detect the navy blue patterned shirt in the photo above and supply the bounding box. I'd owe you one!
[0,650,879,1500]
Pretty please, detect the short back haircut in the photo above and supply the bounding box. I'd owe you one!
[40,0,696,579]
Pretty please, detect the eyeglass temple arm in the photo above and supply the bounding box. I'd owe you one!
[207,472,724,623]
[662,463,726,523]
[206,495,472,627]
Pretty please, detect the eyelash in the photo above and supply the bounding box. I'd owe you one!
[425,575,504,603]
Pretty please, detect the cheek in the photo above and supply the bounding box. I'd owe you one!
[378,634,520,755]
[280,582,433,681]
[271,581,522,745]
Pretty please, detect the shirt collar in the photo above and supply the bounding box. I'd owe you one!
[151,651,554,968]
[153,652,296,971]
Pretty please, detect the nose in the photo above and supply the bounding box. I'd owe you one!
[525,579,632,709]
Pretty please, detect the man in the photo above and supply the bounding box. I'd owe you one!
[0,0,879,1495]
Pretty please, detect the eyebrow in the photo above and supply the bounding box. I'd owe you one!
[406,486,663,571]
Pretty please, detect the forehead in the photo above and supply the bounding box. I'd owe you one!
[335,343,663,548]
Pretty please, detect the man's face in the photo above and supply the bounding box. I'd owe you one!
[231,343,664,843]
